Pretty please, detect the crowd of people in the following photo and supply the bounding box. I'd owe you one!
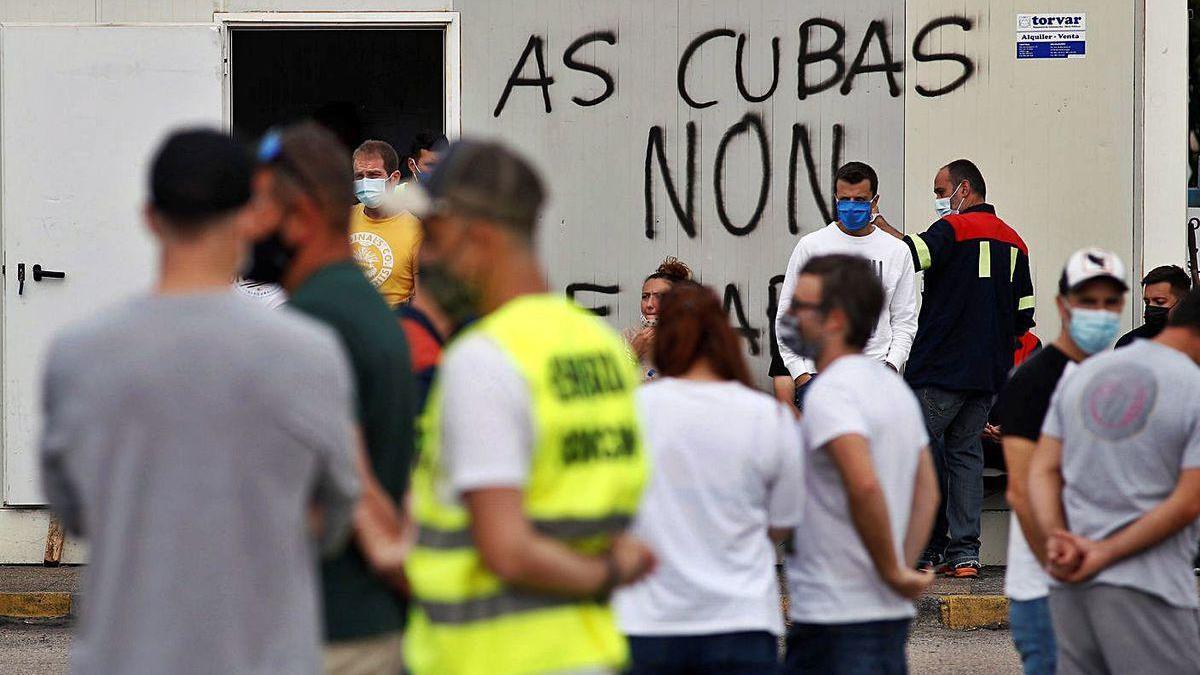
[36,120,1200,675]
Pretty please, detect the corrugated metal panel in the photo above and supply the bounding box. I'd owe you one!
[904,0,1136,341]
[460,0,908,382]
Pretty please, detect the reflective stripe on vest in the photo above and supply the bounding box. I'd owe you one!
[405,295,647,675]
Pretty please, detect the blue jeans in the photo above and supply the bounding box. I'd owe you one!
[914,386,991,565]
[783,619,909,674]
[627,631,779,675]
[1009,597,1057,675]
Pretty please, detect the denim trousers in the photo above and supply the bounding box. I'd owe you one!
[1009,597,1056,675]
[914,386,991,565]
[626,631,779,675]
[783,619,909,675]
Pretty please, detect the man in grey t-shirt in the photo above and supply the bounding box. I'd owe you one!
[39,130,360,675]
[1029,288,1200,675]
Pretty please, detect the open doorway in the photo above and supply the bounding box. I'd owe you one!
[230,27,445,172]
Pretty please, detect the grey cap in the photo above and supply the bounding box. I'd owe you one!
[422,139,546,231]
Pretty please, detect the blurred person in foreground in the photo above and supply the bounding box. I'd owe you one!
[623,257,693,381]
[1029,288,1200,674]
[780,254,938,675]
[403,139,655,675]
[40,129,360,675]
[614,282,804,674]
[993,248,1129,675]
[247,122,416,675]
[1115,264,1192,348]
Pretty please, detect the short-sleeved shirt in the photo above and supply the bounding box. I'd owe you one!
[350,204,422,307]
[787,355,929,624]
[39,292,360,675]
[289,261,418,641]
[614,378,803,637]
[993,344,1072,601]
[903,204,1036,393]
[1041,340,1200,608]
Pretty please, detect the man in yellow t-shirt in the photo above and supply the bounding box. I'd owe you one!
[351,140,422,307]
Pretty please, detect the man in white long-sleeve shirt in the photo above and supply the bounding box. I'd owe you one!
[775,161,918,401]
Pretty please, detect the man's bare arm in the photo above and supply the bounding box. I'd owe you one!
[1081,470,1200,575]
[827,434,932,598]
[903,448,939,566]
[1003,436,1048,563]
[1027,435,1067,539]
[465,487,655,596]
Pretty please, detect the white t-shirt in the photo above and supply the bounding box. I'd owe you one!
[438,334,533,499]
[614,378,804,636]
[774,223,917,378]
[787,355,928,624]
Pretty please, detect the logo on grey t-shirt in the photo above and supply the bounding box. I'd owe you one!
[1081,364,1157,441]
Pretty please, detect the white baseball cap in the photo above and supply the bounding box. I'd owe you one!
[1058,247,1129,294]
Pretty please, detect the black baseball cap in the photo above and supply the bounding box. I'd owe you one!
[150,128,252,222]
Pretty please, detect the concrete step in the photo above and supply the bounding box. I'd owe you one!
[0,565,79,624]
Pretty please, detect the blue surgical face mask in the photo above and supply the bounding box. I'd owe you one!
[1069,307,1122,355]
[836,200,873,231]
[354,178,389,208]
[933,182,963,218]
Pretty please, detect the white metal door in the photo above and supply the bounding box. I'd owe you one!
[1,25,224,504]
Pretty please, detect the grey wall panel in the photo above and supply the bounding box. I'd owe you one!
[458,0,912,381]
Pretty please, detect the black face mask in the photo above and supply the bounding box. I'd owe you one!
[242,230,297,284]
[1144,304,1171,331]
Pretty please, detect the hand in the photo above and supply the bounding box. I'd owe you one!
[629,328,656,359]
[610,533,657,586]
[1045,530,1083,581]
[885,362,899,373]
[884,566,935,600]
[1053,533,1114,583]
[870,194,881,219]
[794,373,813,388]
[981,423,1002,443]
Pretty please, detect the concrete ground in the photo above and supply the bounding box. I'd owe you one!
[0,622,70,675]
[1,621,1021,675]
[910,624,1021,674]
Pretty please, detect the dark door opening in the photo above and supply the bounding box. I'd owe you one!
[231,28,444,172]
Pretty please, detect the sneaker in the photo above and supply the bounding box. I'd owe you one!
[950,560,981,578]
[916,552,944,572]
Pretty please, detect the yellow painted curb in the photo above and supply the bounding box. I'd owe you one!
[938,594,1008,630]
[0,592,72,619]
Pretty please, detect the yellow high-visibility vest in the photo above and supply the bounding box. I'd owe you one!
[405,294,648,675]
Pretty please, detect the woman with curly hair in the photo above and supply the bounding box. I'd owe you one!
[623,257,692,380]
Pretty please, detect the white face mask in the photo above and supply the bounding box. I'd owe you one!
[354,178,389,208]
[933,182,963,218]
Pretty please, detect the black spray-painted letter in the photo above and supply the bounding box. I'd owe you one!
[563,31,617,107]
[912,17,975,98]
[644,122,698,239]
[677,29,736,109]
[797,19,846,101]
[494,35,555,117]
[714,113,771,237]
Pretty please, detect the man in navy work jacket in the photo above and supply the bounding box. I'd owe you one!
[879,159,1035,578]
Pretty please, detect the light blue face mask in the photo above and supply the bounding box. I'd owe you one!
[1069,307,1122,355]
[933,182,963,218]
[354,178,389,208]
